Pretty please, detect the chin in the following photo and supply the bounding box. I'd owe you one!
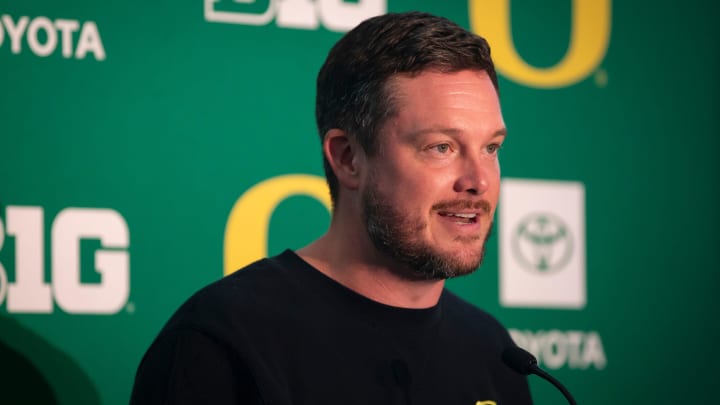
[398,244,486,281]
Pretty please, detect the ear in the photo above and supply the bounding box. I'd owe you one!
[323,129,363,191]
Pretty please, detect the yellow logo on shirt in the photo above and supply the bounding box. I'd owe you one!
[476,401,497,405]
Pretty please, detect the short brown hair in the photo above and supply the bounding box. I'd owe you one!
[316,11,499,204]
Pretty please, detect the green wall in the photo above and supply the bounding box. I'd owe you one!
[1,0,718,403]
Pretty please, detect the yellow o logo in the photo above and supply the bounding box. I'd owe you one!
[223,174,332,275]
[469,0,611,88]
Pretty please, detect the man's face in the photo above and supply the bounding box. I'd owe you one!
[361,70,505,280]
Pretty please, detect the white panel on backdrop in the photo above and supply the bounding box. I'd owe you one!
[204,0,386,31]
[499,179,586,309]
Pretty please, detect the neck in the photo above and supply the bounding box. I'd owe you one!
[297,214,445,309]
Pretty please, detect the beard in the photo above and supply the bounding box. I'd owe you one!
[361,182,493,281]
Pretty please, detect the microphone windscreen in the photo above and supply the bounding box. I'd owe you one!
[502,346,538,376]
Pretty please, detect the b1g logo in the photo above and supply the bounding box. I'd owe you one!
[204,0,386,32]
[0,206,129,314]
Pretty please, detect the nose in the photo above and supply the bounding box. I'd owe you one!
[453,154,490,195]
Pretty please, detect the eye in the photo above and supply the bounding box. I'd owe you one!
[431,143,452,153]
[486,143,502,154]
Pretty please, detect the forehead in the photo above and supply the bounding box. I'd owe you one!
[382,70,504,135]
[388,69,499,104]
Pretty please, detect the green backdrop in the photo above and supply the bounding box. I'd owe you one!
[1,0,718,404]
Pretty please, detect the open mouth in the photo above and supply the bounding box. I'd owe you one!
[438,212,478,224]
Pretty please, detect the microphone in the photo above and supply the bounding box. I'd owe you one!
[502,346,578,405]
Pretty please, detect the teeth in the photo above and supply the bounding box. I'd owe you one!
[449,213,476,218]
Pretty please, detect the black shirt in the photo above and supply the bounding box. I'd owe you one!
[131,250,532,404]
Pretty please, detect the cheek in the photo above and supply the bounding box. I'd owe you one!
[488,161,501,186]
[386,177,441,211]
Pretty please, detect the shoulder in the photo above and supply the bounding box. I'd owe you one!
[134,251,309,389]
[158,251,305,341]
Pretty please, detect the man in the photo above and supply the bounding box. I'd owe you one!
[131,11,532,404]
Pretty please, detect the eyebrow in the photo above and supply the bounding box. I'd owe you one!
[407,127,507,139]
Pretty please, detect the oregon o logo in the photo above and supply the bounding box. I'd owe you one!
[511,212,573,274]
[469,0,611,88]
[224,174,331,275]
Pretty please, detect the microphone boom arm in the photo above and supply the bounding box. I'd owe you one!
[528,365,578,405]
